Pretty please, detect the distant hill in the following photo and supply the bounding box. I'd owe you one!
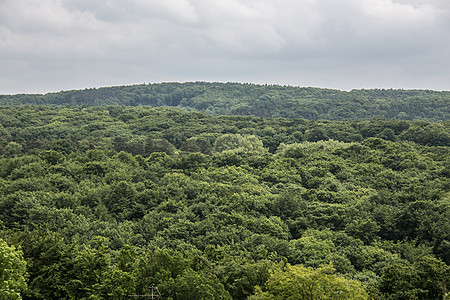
[1,82,449,121]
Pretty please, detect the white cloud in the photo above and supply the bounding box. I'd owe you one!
[358,0,438,36]
[130,0,199,24]
[0,0,100,33]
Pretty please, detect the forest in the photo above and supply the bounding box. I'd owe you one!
[0,86,449,299]
[1,82,449,121]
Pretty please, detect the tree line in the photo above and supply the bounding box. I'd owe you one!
[1,82,449,121]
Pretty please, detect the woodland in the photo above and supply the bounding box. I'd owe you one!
[1,82,449,121]
[0,83,449,299]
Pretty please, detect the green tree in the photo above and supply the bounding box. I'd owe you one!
[250,263,368,300]
[0,238,27,299]
[38,150,64,165]
[134,249,231,299]
[415,256,450,300]
[214,134,267,154]
[145,138,176,155]
[4,142,22,157]
[304,128,329,142]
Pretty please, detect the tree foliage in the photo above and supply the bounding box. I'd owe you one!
[1,82,449,121]
[250,263,368,300]
[0,105,448,299]
[0,238,27,299]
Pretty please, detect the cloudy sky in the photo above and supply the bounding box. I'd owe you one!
[1,0,449,94]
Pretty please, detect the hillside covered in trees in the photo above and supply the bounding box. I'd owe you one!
[1,82,449,121]
[0,105,449,299]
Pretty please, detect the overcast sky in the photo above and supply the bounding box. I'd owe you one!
[1,0,450,94]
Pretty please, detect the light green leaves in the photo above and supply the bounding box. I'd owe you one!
[250,263,368,300]
[0,239,27,299]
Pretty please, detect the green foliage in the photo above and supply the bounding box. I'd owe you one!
[0,105,448,299]
[214,134,267,154]
[134,248,231,299]
[0,238,27,299]
[1,83,449,121]
[4,142,22,157]
[249,263,368,299]
[357,249,449,299]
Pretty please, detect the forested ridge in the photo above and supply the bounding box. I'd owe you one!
[1,82,449,121]
[0,104,449,299]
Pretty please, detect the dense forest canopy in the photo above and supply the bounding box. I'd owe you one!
[0,104,448,299]
[1,82,449,121]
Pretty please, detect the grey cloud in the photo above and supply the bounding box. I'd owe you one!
[0,0,449,94]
